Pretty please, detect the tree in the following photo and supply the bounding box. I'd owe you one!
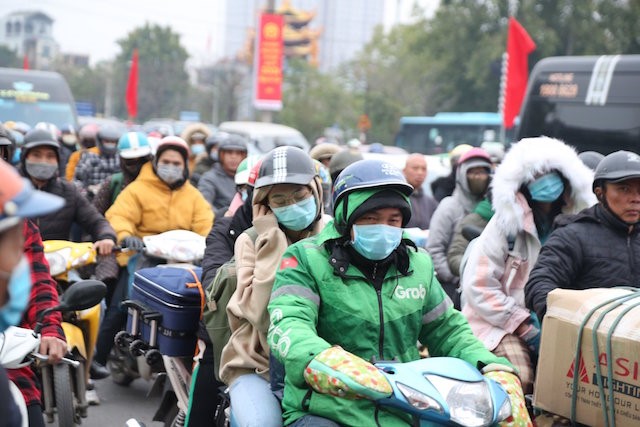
[278,59,360,143]
[112,24,190,121]
[54,59,109,116]
[0,45,21,68]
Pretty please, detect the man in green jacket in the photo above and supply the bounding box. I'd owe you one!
[268,159,530,426]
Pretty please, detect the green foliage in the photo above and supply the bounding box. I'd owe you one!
[0,45,21,68]
[278,59,361,142]
[113,23,190,121]
[54,60,108,116]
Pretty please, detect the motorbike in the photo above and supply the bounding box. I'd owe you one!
[44,240,105,402]
[0,280,107,427]
[108,230,206,427]
[211,356,512,427]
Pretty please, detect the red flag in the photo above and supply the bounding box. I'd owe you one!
[23,54,29,70]
[125,49,139,119]
[503,17,536,129]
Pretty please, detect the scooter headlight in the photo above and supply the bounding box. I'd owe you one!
[426,375,494,427]
[396,382,443,413]
[45,249,70,276]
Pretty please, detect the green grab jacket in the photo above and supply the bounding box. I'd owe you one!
[268,221,512,426]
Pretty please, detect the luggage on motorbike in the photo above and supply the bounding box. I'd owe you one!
[203,227,258,381]
[128,266,204,357]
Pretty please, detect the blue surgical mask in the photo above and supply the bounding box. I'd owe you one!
[351,224,403,261]
[241,189,248,202]
[527,172,565,202]
[191,143,205,156]
[271,196,317,231]
[0,257,32,332]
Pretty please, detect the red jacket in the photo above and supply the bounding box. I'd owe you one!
[8,220,65,407]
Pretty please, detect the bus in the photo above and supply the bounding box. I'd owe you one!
[517,55,640,154]
[394,112,506,155]
[0,67,78,129]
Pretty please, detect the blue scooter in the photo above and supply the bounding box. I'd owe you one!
[373,357,512,427]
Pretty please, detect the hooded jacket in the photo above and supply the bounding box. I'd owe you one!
[426,156,489,285]
[267,187,511,426]
[198,162,237,218]
[105,162,213,242]
[525,203,640,320]
[219,175,325,386]
[180,122,212,172]
[460,137,596,351]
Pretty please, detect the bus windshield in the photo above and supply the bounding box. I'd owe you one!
[0,99,76,128]
[394,112,504,155]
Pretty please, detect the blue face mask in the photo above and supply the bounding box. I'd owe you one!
[191,143,205,156]
[527,172,565,202]
[0,257,32,332]
[271,196,317,231]
[351,224,403,261]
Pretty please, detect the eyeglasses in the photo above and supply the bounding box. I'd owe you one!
[268,187,312,207]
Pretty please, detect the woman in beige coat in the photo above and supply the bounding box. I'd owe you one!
[220,146,326,427]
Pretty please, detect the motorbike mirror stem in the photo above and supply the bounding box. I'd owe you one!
[34,305,63,335]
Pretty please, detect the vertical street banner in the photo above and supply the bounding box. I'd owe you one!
[253,13,284,111]
[126,48,139,119]
[501,17,536,129]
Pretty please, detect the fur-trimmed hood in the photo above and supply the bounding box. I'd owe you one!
[492,137,597,235]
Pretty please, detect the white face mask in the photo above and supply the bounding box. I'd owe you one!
[156,164,184,184]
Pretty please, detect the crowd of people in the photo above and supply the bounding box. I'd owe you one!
[1,118,637,427]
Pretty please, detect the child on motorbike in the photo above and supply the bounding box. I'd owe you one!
[460,137,596,394]
[0,158,65,427]
[219,146,326,427]
[267,159,530,426]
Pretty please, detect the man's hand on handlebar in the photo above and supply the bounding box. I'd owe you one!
[121,236,145,251]
[40,336,67,364]
[94,239,116,256]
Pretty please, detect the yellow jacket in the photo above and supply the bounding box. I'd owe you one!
[106,163,214,243]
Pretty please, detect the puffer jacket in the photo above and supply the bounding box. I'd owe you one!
[426,158,487,285]
[105,162,213,242]
[28,177,116,242]
[219,175,325,386]
[198,163,237,218]
[268,221,511,427]
[526,204,640,320]
[460,137,596,351]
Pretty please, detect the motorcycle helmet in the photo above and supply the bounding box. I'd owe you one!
[254,146,317,189]
[219,135,248,154]
[0,124,16,163]
[328,149,364,182]
[234,155,261,186]
[155,136,190,164]
[96,126,122,155]
[593,150,640,191]
[118,132,153,159]
[22,129,60,156]
[333,159,413,233]
[578,151,605,172]
[309,143,341,163]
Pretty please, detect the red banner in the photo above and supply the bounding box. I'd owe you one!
[126,49,139,119]
[502,17,536,129]
[253,13,284,111]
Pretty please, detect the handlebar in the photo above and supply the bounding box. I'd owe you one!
[32,352,81,368]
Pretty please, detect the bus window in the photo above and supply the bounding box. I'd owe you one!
[0,68,78,129]
[517,55,640,154]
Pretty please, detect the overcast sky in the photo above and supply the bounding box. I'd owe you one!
[1,0,225,65]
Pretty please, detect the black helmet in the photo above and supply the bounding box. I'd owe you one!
[219,135,248,153]
[23,128,60,153]
[0,124,16,162]
[328,149,364,181]
[255,146,316,189]
[579,151,605,172]
[97,126,122,155]
[593,150,640,190]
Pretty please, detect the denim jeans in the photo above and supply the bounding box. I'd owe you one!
[229,373,282,427]
[288,415,341,427]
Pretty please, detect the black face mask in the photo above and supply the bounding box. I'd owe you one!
[121,158,147,178]
[80,138,96,149]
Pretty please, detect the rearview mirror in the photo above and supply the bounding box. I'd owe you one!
[58,280,107,312]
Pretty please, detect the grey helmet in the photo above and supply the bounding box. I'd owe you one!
[579,151,605,172]
[255,146,316,189]
[593,150,640,191]
[328,148,364,181]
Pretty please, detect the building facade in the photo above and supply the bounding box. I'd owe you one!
[0,11,59,69]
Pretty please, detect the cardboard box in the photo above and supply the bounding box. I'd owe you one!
[534,288,640,427]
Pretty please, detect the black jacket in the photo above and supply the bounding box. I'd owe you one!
[30,178,116,242]
[525,204,640,320]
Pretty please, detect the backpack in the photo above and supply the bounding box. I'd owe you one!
[203,226,258,382]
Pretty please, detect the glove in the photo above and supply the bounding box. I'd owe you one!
[121,236,145,251]
[304,346,392,400]
[484,370,533,427]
